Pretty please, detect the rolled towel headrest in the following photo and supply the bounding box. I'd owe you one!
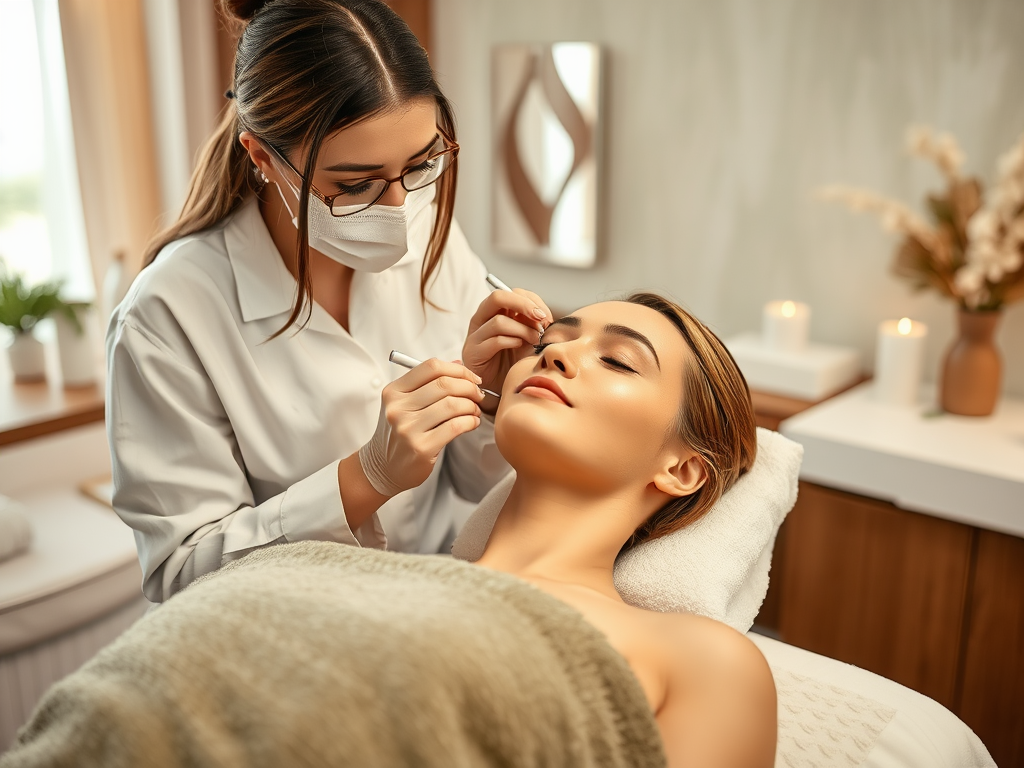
[453,427,803,633]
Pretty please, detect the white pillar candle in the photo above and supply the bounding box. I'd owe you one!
[762,300,811,354]
[874,317,927,406]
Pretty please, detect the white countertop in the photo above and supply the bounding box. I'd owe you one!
[780,382,1024,538]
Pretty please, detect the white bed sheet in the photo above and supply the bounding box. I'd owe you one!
[750,633,995,768]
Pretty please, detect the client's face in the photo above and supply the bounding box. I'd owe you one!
[495,301,689,493]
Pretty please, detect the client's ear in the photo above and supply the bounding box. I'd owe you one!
[652,453,707,499]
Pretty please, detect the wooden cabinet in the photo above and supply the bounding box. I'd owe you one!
[759,482,1024,768]
[958,531,1024,766]
[770,483,973,707]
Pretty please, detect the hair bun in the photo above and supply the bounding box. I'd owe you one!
[219,0,270,23]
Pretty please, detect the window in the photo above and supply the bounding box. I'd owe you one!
[0,0,92,301]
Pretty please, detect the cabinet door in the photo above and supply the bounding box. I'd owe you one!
[957,530,1024,768]
[777,482,973,709]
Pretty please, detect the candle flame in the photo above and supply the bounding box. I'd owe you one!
[897,317,912,335]
[781,301,797,318]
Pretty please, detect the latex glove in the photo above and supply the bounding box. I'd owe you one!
[358,358,485,497]
[462,287,553,414]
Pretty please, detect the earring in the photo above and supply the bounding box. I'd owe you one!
[255,166,268,184]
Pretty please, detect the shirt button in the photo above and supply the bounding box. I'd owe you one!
[371,377,382,388]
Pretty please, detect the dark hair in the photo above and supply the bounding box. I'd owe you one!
[142,0,458,335]
[622,292,758,550]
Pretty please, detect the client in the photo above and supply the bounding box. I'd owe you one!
[476,292,775,766]
[1,295,774,768]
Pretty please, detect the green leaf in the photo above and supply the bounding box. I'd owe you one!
[0,259,73,331]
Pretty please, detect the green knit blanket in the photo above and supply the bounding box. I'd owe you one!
[2,542,665,768]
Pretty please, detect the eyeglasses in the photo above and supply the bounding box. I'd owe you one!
[265,128,459,217]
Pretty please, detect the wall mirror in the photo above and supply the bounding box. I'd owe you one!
[491,42,602,268]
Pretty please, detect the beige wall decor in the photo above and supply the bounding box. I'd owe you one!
[491,42,602,268]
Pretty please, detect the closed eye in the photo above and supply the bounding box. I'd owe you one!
[333,180,377,196]
[408,157,438,173]
[602,356,637,374]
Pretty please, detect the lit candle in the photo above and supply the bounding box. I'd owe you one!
[874,317,928,406]
[762,300,811,354]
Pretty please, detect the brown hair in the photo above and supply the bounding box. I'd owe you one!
[141,0,458,335]
[623,292,757,550]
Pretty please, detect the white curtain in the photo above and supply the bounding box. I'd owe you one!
[30,0,93,301]
[56,0,163,290]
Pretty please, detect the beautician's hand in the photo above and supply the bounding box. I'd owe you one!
[462,288,553,413]
[357,359,485,497]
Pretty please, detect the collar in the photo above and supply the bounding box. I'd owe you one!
[224,196,297,323]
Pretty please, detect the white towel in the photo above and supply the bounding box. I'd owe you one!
[452,427,803,632]
[0,495,32,564]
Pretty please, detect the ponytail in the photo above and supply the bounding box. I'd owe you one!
[142,103,251,267]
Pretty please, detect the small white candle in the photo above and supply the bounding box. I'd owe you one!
[874,317,927,406]
[763,300,811,354]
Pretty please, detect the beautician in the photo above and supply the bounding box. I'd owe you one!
[105,0,551,602]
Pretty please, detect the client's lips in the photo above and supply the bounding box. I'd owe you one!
[515,376,571,406]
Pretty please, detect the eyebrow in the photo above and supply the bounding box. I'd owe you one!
[322,133,439,173]
[545,316,661,369]
[546,316,581,330]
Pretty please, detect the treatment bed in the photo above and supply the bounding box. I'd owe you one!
[751,634,993,767]
[0,429,996,766]
[0,542,995,767]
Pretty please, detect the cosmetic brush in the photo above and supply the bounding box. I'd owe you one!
[485,273,513,292]
[388,350,501,398]
[487,272,548,332]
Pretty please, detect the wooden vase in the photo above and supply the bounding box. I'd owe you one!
[939,309,1002,416]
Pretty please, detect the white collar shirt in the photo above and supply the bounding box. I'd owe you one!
[106,196,509,602]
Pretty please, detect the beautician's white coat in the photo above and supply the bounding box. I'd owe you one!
[106,196,509,603]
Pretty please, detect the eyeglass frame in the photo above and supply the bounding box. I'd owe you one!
[262,127,459,217]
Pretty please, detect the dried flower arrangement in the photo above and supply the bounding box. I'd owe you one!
[819,126,1024,312]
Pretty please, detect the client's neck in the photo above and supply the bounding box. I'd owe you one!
[475,474,648,601]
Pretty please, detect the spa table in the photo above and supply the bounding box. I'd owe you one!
[0,365,104,447]
[758,383,1024,768]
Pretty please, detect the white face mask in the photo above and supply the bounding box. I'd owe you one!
[277,178,436,272]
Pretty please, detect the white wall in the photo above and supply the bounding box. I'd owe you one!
[432,0,1024,396]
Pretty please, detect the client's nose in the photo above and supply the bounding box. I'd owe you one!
[540,345,577,377]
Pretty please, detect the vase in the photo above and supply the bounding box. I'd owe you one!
[6,331,47,383]
[939,309,1002,416]
[55,307,98,388]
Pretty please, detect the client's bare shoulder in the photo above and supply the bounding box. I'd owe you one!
[523,580,776,765]
[642,609,778,767]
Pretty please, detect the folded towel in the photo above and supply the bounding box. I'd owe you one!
[453,427,803,632]
[0,496,32,564]
[2,542,665,768]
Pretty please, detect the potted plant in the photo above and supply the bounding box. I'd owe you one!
[0,261,70,383]
[820,126,1024,416]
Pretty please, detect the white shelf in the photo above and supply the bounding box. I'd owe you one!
[780,382,1024,538]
